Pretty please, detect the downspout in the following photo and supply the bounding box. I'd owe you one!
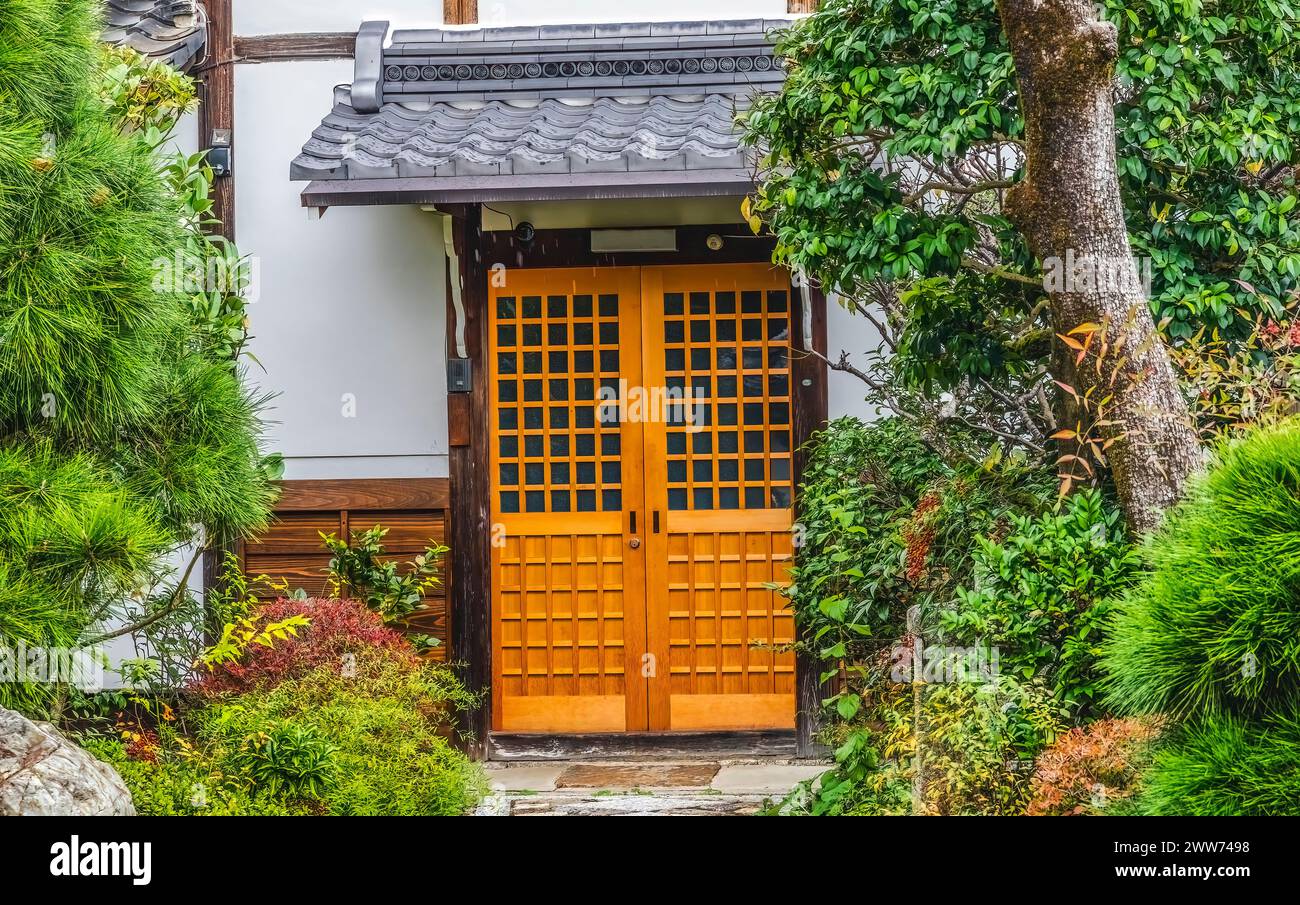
[441,213,468,359]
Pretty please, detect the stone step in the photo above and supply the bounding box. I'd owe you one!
[478,790,770,816]
[476,757,827,816]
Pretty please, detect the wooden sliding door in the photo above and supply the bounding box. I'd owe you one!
[488,263,795,733]
[640,265,797,731]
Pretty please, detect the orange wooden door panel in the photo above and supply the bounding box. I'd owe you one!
[488,263,796,734]
[489,267,649,732]
[640,264,797,731]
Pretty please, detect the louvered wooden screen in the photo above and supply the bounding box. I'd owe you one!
[240,479,452,659]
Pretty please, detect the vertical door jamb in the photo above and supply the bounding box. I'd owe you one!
[446,205,492,758]
[791,282,830,756]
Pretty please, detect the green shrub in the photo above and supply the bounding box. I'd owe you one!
[777,416,1091,816]
[87,595,485,816]
[83,737,313,817]
[916,676,1066,816]
[95,659,485,816]
[768,724,911,816]
[1137,710,1300,816]
[1103,419,1300,719]
[789,417,1051,712]
[787,417,943,667]
[198,659,486,816]
[322,526,447,627]
[226,723,338,801]
[1100,419,1300,815]
[944,490,1139,713]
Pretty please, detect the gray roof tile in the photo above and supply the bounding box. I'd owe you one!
[293,20,791,184]
[101,0,206,72]
[292,94,757,182]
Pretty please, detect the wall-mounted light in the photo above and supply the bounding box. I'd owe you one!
[706,233,725,251]
[206,128,232,177]
[514,221,536,245]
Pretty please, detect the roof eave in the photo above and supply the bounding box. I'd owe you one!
[298,169,757,208]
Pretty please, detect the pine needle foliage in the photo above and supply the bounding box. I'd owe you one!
[0,0,275,712]
[1138,710,1300,816]
[1103,418,1300,814]
[1102,420,1300,720]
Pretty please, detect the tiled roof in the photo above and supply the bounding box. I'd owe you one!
[293,90,752,181]
[292,20,791,184]
[102,1,206,72]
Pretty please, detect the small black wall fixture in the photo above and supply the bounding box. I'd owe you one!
[448,357,473,394]
[206,128,233,177]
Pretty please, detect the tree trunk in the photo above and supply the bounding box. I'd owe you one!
[997,0,1204,536]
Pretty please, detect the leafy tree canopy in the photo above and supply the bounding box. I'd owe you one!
[745,0,1300,391]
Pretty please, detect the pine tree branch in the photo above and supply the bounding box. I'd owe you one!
[83,545,206,646]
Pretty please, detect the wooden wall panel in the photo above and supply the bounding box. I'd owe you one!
[241,480,452,660]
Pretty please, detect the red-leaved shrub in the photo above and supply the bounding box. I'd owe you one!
[124,728,162,763]
[194,598,419,697]
[1025,716,1163,816]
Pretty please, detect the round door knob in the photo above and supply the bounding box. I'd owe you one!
[629,537,642,550]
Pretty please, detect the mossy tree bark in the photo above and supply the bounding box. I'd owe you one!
[997,0,1204,536]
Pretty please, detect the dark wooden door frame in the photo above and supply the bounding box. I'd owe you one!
[792,283,830,757]
[196,0,235,236]
[441,205,493,759]
[444,213,831,757]
[197,0,237,608]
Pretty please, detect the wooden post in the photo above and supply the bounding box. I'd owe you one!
[197,0,235,239]
[445,206,492,758]
[792,283,829,757]
[197,0,236,608]
[443,0,479,26]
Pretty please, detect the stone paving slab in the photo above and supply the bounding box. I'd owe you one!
[480,758,828,815]
[711,763,825,795]
[556,763,720,789]
[510,792,763,816]
[485,763,566,793]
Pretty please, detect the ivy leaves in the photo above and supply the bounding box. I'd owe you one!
[1110,0,1300,337]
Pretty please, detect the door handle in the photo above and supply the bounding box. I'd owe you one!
[629,537,642,550]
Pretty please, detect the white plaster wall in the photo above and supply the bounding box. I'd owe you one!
[826,298,888,423]
[236,59,449,481]
[477,2,794,26]
[235,1,441,34]
[234,1,795,34]
[170,110,200,158]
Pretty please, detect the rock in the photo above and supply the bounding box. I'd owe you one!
[0,708,135,816]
